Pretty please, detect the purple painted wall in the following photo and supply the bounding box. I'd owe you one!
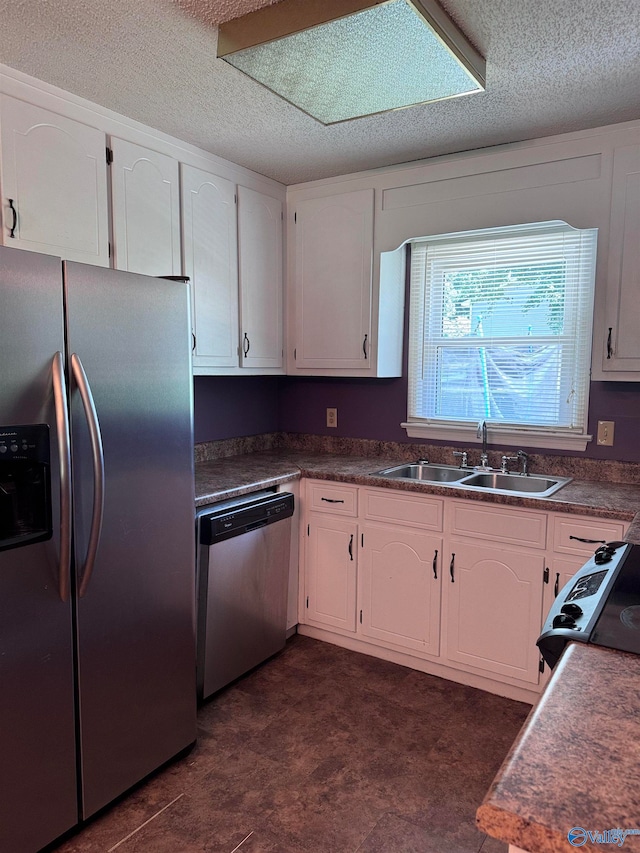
[193,376,280,443]
[194,373,640,462]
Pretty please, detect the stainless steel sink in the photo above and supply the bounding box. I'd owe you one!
[374,463,469,483]
[460,471,572,497]
[370,462,571,497]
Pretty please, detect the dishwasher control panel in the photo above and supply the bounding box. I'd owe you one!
[199,491,295,545]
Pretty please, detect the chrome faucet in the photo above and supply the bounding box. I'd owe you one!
[476,420,490,468]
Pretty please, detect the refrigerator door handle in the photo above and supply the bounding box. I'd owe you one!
[71,353,105,597]
[52,351,72,602]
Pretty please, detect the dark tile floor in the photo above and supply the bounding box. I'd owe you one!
[53,635,530,853]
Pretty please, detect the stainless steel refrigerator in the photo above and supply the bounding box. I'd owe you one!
[0,245,197,853]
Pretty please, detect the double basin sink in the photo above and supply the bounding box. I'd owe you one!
[371,462,571,498]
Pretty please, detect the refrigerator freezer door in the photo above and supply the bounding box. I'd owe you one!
[0,246,78,853]
[63,262,197,818]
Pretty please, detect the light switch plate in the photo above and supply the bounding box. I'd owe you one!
[597,420,615,446]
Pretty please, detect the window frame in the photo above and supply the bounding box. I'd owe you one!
[403,221,597,451]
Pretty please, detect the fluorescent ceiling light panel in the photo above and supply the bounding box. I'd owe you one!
[217,0,486,125]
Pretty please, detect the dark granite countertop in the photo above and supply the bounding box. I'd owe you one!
[477,642,640,852]
[195,449,640,538]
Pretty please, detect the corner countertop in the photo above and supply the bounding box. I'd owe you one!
[477,642,640,853]
[195,450,640,536]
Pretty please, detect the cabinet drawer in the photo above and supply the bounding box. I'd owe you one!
[552,514,627,556]
[449,501,547,549]
[307,481,358,516]
[363,488,443,531]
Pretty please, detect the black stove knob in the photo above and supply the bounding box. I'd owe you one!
[552,613,577,629]
[594,549,613,564]
[561,603,583,618]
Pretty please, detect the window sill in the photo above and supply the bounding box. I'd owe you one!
[401,422,592,452]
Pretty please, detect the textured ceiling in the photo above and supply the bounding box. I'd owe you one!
[1,0,639,185]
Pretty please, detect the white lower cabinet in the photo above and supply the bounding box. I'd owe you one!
[444,540,545,685]
[359,523,442,656]
[300,481,632,700]
[542,512,628,631]
[305,513,358,633]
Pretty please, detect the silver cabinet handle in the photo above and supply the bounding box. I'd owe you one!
[52,352,72,602]
[71,354,105,597]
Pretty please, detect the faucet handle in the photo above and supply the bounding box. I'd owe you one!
[452,450,468,468]
[500,455,519,474]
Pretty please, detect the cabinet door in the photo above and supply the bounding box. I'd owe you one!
[543,555,584,623]
[110,137,181,276]
[359,524,441,656]
[0,95,109,266]
[293,189,373,370]
[601,144,640,375]
[304,514,357,632]
[181,165,239,369]
[445,541,545,685]
[238,186,283,369]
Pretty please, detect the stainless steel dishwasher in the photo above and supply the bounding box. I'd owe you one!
[195,490,295,701]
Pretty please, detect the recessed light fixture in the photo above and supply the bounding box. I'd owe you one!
[217,0,486,125]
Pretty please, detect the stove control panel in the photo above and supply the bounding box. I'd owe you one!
[537,542,632,668]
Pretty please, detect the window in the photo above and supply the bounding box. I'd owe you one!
[404,221,597,450]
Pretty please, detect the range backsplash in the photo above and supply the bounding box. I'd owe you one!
[195,433,640,486]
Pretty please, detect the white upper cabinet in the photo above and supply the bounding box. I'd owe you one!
[288,186,405,377]
[238,186,283,370]
[291,188,374,372]
[597,143,640,377]
[0,95,109,266]
[181,164,239,370]
[182,172,284,376]
[110,137,181,277]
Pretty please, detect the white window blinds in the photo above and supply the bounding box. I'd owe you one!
[407,221,597,442]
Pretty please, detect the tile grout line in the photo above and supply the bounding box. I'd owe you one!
[107,793,186,851]
[229,830,254,852]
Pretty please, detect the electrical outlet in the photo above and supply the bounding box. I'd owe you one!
[597,420,615,446]
[326,407,338,428]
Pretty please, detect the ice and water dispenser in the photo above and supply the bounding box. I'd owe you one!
[0,424,52,552]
